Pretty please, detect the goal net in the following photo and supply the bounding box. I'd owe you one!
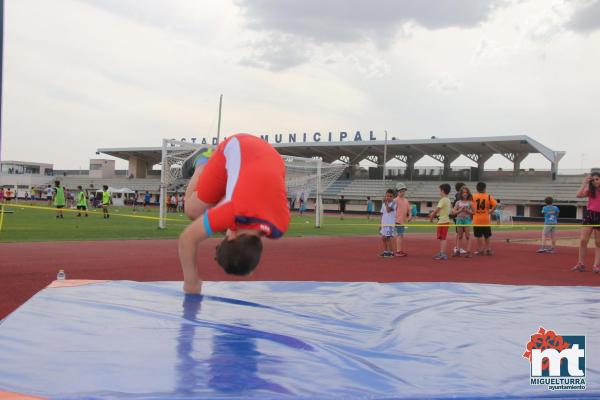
[159,139,346,229]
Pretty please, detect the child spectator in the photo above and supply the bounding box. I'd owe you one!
[452,186,474,257]
[177,193,185,214]
[538,197,559,253]
[298,198,306,216]
[379,189,396,258]
[429,183,452,260]
[452,182,466,255]
[571,172,600,272]
[88,191,96,208]
[472,181,497,256]
[494,199,504,225]
[394,183,411,257]
[144,191,152,210]
[45,185,54,206]
[339,195,347,220]
[133,190,139,212]
[411,203,418,219]
[170,193,178,213]
[366,196,374,220]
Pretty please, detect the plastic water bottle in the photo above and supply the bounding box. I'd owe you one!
[57,269,66,280]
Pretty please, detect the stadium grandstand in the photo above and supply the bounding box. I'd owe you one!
[0,134,593,221]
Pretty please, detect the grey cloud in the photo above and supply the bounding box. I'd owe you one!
[239,35,311,71]
[566,0,600,33]
[236,0,506,43]
[78,0,210,37]
[235,0,506,71]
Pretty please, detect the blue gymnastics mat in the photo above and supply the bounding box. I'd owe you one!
[0,280,598,399]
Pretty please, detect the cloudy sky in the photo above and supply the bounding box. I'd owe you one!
[2,0,599,170]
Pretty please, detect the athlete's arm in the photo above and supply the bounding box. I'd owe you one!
[576,174,590,198]
[178,215,209,294]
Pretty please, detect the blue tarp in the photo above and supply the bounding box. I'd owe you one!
[0,281,598,399]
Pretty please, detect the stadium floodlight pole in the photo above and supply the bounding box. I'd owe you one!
[158,139,167,229]
[216,94,223,144]
[382,130,388,183]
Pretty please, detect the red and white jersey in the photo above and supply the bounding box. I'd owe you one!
[196,134,290,238]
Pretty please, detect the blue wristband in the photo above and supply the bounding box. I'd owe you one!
[203,213,214,236]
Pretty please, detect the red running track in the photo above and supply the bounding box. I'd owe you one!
[1,232,598,319]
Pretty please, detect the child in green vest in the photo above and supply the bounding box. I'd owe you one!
[102,185,111,219]
[76,185,88,217]
[53,180,66,219]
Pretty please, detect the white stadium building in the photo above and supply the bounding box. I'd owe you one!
[0,134,594,221]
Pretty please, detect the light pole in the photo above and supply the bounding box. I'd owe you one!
[382,130,388,183]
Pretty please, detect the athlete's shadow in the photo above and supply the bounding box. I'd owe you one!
[176,294,296,395]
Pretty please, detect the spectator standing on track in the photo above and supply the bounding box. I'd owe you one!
[366,196,374,220]
[394,183,411,257]
[472,182,497,256]
[538,196,559,253]
[379,189,396,258]
[571,172,600,273]
[101,185,111,219]
[339,195,347,220]
[53,180,66,219]
[452,186,474,258]
[76,186,88,217]
[430,183,452,260]
[494,199,504,225]
[452,182,466,256]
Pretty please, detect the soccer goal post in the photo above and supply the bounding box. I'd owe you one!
[159,139,346,229]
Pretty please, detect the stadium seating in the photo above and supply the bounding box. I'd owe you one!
[330,179,585,204]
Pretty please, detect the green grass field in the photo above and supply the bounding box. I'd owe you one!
[0,202,572,243]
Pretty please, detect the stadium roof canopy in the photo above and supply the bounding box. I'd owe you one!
[98,135,564,173]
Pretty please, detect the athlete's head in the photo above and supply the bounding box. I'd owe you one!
[589,172,600,198]
[215,233,263,276]
[54,180,60,187]
[102,185,109,191]
[476,181,487,193]
[455,182,465,192]
[77,185,82,190]
[545,196,553,205]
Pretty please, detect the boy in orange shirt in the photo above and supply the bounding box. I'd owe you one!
[472,181,497,256]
